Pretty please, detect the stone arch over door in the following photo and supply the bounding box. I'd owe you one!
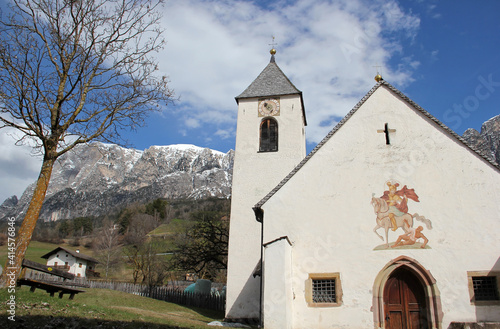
[373,256,443,329]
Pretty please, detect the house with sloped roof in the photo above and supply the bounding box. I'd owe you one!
[42,246,99,278]
[225,49,500,329]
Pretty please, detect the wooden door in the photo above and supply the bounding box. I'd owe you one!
[383,268,429,329]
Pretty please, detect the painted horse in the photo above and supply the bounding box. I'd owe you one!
[371,196,432,246]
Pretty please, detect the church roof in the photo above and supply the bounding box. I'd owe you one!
[236,55,302,100]
[253,80,500,210]
[236,54,307,125]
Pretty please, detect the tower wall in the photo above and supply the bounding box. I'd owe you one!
[225,94,306,321]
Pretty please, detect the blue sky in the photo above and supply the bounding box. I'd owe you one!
[1,0,500,202]
[142,0,500,154]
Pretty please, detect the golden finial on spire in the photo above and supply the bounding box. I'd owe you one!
[373,64,383,82]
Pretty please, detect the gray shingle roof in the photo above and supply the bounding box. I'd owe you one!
[236,54,307,125]
[253,80,500,210]
[236,55,302,100]
[41,246,99,264]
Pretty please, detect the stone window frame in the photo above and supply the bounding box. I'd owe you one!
[305,272,342,307]
[467,271,500,306]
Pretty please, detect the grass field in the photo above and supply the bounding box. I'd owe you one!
[148,219,192,236]
[0,287,226,328]
[0,240,92,267]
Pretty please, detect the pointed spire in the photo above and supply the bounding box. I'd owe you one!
[236,49,301,100]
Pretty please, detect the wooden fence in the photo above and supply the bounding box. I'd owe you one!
[24,271,225,311]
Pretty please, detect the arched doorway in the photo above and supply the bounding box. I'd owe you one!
[384,267,429,329]
[373,256,443,329]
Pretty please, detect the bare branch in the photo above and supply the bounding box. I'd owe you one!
[0,0,173,284]
[1,0,172,156]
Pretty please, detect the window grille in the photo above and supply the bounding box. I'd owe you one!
[472,276,499,301]
[312,279,336,303]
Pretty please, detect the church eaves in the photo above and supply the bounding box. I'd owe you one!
[236,55,302,100]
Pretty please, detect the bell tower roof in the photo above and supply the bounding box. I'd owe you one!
[236,51,302,101]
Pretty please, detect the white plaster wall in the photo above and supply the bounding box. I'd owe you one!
[226,94,306,320]
[261,86,500,328]
[72,259,87,277]
[263,238,293,329]
[47,253,76,272]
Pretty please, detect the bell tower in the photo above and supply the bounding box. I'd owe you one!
[225,49,307,322]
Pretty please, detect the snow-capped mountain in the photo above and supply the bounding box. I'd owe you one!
[1,142,233,221]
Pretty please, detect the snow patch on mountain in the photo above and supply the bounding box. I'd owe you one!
[1,142,233,221]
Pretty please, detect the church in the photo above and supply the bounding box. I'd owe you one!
[225,49,500,329]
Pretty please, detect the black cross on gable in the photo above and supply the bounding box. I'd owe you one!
[377,123,396,145]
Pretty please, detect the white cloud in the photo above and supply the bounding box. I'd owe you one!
[185,117,201,129]
[380,1,420,35]
[426,3,442,19]
[157,0,421,144]
[0,128,42,202]
[214,128,234,140]
[430,50,439,62]
[0,0,423,201]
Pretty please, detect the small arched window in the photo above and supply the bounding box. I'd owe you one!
[260,118,278,152]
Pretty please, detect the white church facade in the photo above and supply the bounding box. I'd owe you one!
[225,50,500,329]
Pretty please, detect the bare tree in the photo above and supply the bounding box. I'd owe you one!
[123,213,157,245]
[92,219,121,278]
[0,0,173,283]
[171,211,229,280]
[124,241,168,287]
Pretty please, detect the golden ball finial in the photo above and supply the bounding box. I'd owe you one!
[374,73,383,82]
[270,48,276,55]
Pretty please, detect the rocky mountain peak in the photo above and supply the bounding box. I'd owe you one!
[1,142,233,222]
[0,195,18,217]
[462,114,500,165]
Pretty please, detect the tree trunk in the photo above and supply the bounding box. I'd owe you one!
[5,157,55,284]
[105,252,110,278]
